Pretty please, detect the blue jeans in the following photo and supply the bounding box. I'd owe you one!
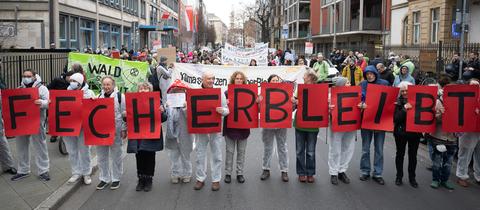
[431,143,457,182]
[360,129,385,177]
[295,129,318,176]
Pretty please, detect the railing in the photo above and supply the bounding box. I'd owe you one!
[0,49,71,89]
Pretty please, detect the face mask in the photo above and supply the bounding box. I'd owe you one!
[69,82,80,90]
[22,77,33,85]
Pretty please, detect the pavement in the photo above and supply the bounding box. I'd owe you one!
[56,128,480,210]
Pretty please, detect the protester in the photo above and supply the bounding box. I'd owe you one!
[165,80,193,184]
[11,69,50,181]
[313,53,329,83]
[377,63,395,86]
[260,74,289,182]
[328,77,356,185]
[127,82,167,192]
[194,72,229,191]
[455,78,480,187]
[393,66,415,87]
[156,56,173,104]
[462,52,480,80]
[96,76,127,190]
[223,71,251,184]
[445,53,461,80]
[0,97,17,175]
[249,59,258,66]
[394,55,415,76]
[356,53,368,71]
[64,73,94,185]
[341,58,363,86]
[359,65,390,185]
[393,81,422,188]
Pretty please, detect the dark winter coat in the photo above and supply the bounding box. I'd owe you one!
[127,111,168,153]
[393,96,423,139]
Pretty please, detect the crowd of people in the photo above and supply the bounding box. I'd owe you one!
[0,46,479,195]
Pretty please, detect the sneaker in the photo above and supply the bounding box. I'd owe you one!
[260,170,270,180]
[4,167,17,175]
[194,181,204,190]
[68,175,81,184]
[96,181,109,190]
[281,172,289,182]
[307,176,315,183]
[182,176,191,183]
[395,177,403,186]
[224,175,231,184]
[83,175,92,185]
[359,174,370,181]
[237,175,245,183]
[110,181,120,190]
[211,182,220,191]
[39,172,51,181]
[457,178,469,187]
[409,179,418,188]
[298,175,307,182]
[11,173,30,181]
[442,181,455,190]
[372,177,385,185]
[430,181,440,189]
[338,173,350,184]
[171,177,180,184]
[331,175,339,185]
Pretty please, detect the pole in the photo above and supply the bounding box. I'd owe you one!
[458,0,467,81]
[333,2,337,50]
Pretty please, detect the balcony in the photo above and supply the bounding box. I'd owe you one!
[363,17,381,30]
[299,12,310,20]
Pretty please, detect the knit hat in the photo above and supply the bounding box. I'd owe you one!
[333,76,348,87]
[167,79,189,93]
[70,73,84,85]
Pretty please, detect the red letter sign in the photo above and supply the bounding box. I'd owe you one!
[82,98,115,145]
[126,92,162,139]
[260,83,293,128]
[442,85,478,132]
[187,88,222,133]
[1,88,40,136]
[361,84,399,131]
[48,90,83,136]
[296,84,329,128]
[331,86,362,132]
[406,85,438,133]
[227,84,258,128]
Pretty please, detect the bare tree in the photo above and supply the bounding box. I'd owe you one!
[242,0,271,43]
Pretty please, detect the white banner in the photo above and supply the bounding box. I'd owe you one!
[172,63,306,91]
[221,43,269,66]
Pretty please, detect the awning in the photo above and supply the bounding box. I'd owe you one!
[138,24,178,31]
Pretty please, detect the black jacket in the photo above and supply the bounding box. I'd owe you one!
[47,76,69,90]
[379,69,395,86]
[393,97,423,139]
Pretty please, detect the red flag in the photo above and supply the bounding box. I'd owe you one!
[442,85,478,132]
[331,86,362,132]
[125,92,162,139]
[406,85,438,133]
[260,83,293,128]
[361,84,399,131]
[82,98,115,145]
[187,88,222,133]
[296,84,329,128]
[48,90,83,136]
[1,88,40,136]
[227,84,258,128]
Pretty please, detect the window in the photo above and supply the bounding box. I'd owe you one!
[99,23,110,49]
[59,15,67,48]
[123,27,131,50]
[111,25,120,49]
[141,1,146,18]
[413,11,420,44]
[431,8,440,43]
[403,16,408,45]
[150,6,158,24]
[80,19,95,50]
[69,17,78,49]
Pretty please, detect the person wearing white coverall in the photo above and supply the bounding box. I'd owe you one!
[456,78,480,187]
[96,76,127,190]
[0,97,17,175]
[193,72,229,191]
[11,69,50,181]
[64,73,94,185]
[328,77,356,185]
[156,56,172,104]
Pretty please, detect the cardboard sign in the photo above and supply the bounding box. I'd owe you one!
[406,85,438,133]
[187,88,222,133]
[156,47,176,64]
[260,83,293,128]
[442,85,478,132]
[125,92,162,139]
[331,86,362,132]
[1,88,40,136]
[296,84,329,128]
[361,84,399,131]
[227,84,259,128]
[82,98,115,145]
[48,90,83,136]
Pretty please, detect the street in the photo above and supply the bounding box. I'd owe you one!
[59,128,480,210]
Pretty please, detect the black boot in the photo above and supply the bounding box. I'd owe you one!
[144,176,153,192]
[136,175,145,191]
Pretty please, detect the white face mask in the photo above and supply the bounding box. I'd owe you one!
[22,77,33,85]
[69,82,80,90]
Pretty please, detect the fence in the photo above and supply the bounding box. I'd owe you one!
[0,49,71,89]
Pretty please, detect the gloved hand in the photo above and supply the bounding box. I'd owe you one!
[436,144,447,153]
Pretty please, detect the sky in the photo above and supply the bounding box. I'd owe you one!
[202,0,255,27]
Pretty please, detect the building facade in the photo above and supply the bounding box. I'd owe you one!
[269,0,286,50]
[0,0,182,50]
[285,0,310,55]
[207,13,227,47]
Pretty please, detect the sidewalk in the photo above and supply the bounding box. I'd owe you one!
[0,137,71,210]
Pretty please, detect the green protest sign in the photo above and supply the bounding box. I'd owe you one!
[68,52,149,93]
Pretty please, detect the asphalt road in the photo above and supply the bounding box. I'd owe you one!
[59,128,480,210]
